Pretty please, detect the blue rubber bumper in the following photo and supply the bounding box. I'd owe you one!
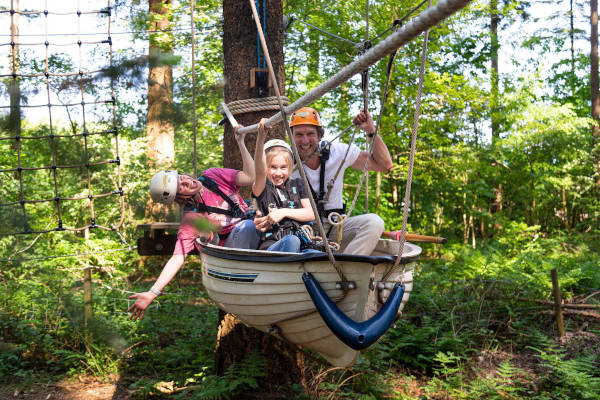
[302,272,405,350]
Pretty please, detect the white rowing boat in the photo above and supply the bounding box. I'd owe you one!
[199,239,421,367]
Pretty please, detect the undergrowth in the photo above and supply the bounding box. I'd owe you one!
[1,227,599,399]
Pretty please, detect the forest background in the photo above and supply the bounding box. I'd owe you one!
[0,0,599,398]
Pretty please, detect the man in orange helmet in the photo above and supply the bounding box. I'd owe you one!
[256,106,393,255]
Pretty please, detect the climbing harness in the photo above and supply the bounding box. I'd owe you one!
[183,175,249,219]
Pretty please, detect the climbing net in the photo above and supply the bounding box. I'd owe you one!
[0,1,124,235]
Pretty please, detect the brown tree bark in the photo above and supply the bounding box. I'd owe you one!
[146,0,175,219]
[9,0,21,143]
[489,0,503,227]
[591,0,600,188]
[217,0,304,392]
[490,0,499,144]
[146,0,175,168]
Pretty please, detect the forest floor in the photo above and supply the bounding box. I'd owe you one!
[2,332,599,399]
[0,375,132,400]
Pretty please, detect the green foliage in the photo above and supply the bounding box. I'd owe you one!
[2,0,600,398]
[177,351,267,400]
[531,348,600,400]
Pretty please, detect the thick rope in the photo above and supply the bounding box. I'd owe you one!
[238,0,472,136]
[248,0,345,282]
[384,0,431,281]
[219,96,290,115]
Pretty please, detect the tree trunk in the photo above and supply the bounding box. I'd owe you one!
[490,0,499,144]
[146,0,175,219]
[591,0,600,187]
[571,0,576,98]
[146,0,175,168]
[9,0,21,143]
[218,0,304,392]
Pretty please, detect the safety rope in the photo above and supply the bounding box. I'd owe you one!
[0,26,218,38]
[0,0,124,235]
[0,245,137,263]
[219,96,290,115]
[326,24,402,235]
[289,16,360,47]
[369,0,429,43]
[383,0,431,281]
[248,0,346,283]
[288,0,429,49]
[363,0,371,212]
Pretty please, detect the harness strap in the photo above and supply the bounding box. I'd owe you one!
[318,141,330,210]
[184,175,246,219]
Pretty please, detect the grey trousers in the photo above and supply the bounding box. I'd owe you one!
[323,213,385,255]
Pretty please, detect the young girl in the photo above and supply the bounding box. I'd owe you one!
[253,118,316,252]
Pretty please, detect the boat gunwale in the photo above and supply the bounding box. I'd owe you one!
[199,242,421,265]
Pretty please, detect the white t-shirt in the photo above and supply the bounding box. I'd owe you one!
[292,141,361,211]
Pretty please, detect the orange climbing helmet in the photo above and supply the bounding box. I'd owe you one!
[289,107,322,127]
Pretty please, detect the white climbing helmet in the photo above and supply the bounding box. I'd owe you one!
[264,139,292,157]
[149,170,178,205]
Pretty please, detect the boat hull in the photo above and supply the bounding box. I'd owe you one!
[200,239,420,367]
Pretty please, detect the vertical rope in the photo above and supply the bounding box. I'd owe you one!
[107,0,125,230]
[385,0,431,279]
[364,0,370,212]
[76,0,96,230]
[44,0,63,232]
[191,0,198,178]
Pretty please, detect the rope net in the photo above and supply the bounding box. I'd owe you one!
[0,0,124,235]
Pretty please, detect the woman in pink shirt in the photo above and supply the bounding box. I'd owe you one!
[128,127,260,320]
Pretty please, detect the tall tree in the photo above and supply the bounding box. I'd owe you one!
[217,0,303,391]
[146,0,175,168]
[9,0,20,140]
[591,0,600,186]
[490,0,500,144]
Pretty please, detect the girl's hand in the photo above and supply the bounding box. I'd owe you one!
[257,118,270,138]
[234,124,245,143]
[266,208,286,225]
[254,211,272,232]
[127,291,156,321]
